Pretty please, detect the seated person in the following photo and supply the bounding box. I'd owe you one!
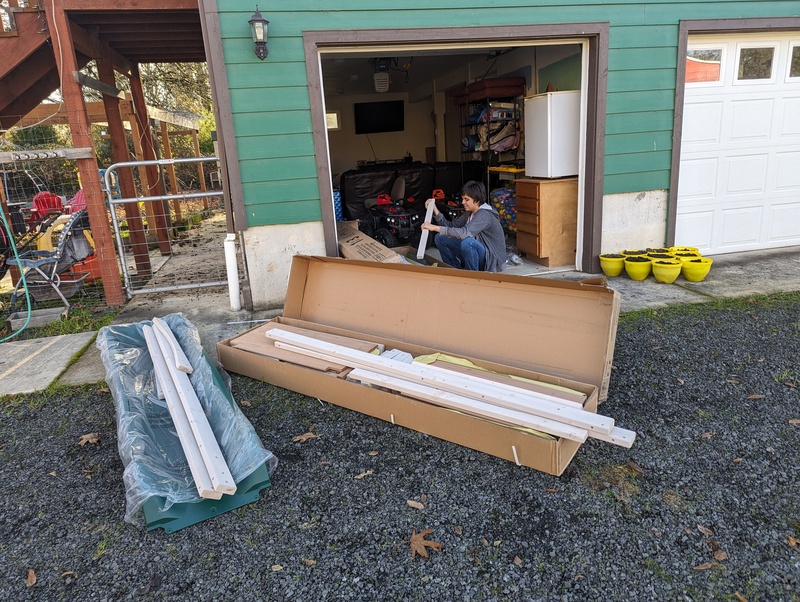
[421,181,506,272]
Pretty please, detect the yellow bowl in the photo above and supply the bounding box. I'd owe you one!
[670,246,700,255]
[599,254,625,277]
[681,257,713,282]
[651,259,682,284]
[624,256,652,280]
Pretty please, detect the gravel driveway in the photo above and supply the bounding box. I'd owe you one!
[1,292,798,601]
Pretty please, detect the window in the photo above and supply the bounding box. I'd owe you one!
[686,48,722,84]
[789,43,800,80]
[325,110,341,131]
[735,44,777,82]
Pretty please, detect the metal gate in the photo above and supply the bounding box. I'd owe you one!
[104,157,234,297]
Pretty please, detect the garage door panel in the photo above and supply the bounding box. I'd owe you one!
[779,97,800,136]
[677,157,718,200]
[730,98,774,140]
[775,151,800,189]
[720,206,763,247]
[768,202,800,241]
[678,32,800,255]
[725,154,768,194]
[675,211,714,249]
[682,101,723,145]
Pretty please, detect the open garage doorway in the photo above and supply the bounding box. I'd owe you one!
[303,24,608,274]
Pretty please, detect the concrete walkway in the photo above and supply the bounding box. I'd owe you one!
[2,244,799,395]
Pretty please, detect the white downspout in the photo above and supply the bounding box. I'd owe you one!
[224,233,241,311]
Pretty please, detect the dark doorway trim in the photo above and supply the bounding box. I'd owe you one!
[304,23,608,271]
[669,17,800,246]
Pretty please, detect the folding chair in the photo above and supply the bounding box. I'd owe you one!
[7,210,95,312]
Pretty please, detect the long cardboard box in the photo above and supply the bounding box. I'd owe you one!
[218,256,620,476]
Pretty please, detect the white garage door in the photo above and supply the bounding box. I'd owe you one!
[676,32,800,254]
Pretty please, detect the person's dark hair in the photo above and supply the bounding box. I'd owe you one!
[461,180,487,205]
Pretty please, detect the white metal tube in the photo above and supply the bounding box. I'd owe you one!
[224,233,241,311]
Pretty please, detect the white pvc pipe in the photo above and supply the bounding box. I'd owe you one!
[224,233,241,311]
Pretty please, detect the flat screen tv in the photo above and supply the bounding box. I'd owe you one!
[353,100,404,135]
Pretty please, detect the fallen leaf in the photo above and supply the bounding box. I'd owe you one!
[701,432,715,439]
[407,500,425,510]
[27,569,36,588]
[420,493,428,503]
[239,400,252,407]
[354,470,373,479]
[292,432,318,443]
[368,450,378,456]
[627,460,644,475]
[78,433,100,446]
[271,565,283,571]
[693,562,714,570]
[697,524,714,536]
[732,457,743,463]
[61,571,78,579]
[481,537,489,547]
[404,529,442,559]
[677,378,685,385]
[319,461,331,466]
[786,381,797,389]
[726,379,739,385]
[713,550,728,561]
[747,393,765,400]
[300,558,316,567]
[789,419,800,425]
[96,387,110,394]
[493,540,501,547]
[734,593,748,602]
[454,525,463,535]
[684,528,693,535]
[545,488,561,493]
[513,556,522,566]
[787,535,798,547]
[49,471,57,477]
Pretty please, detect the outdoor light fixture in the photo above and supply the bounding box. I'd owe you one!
[372,58,391,93]
[249,6,269,60]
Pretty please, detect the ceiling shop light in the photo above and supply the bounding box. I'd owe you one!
[249,6,269,60]
[372,58,391,93]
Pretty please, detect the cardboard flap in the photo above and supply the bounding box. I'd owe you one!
[285,256,619,397]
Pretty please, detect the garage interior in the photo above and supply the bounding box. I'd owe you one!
[319,41,586,273]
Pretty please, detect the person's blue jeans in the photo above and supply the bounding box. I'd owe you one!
[435,235,486,270]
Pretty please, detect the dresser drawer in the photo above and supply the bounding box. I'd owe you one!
[515,211,539,234]
[516,231,540,256]
[515,179,540,200]
[515,194,540,214]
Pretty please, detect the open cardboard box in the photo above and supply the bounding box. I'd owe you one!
[218,256,620,476]
[337,220,403,263]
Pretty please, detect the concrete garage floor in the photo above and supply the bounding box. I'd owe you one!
[1,244,799,396]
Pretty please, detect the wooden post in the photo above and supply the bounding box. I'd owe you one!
[159,120,183,223]
[190,130,210,213]
[96,58,151,277]
[44,0,124,306]
[128,65,171,254]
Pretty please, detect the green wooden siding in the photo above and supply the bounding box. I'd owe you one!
[216,1,800,227]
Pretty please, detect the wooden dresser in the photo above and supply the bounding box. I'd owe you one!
[514,177,578,267]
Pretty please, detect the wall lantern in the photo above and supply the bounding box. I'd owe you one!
[249,6,269,60]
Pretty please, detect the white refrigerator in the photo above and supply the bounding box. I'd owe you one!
[524,90,580,178]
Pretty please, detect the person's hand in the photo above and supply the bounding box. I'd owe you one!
[424,197,440,216]
[421,222,439,233]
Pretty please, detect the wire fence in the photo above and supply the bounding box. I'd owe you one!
[1,122,225,340]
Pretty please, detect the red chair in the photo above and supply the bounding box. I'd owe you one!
[26,191,63,227]
[65,189,86,214]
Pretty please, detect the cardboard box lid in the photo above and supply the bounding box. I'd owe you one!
[285,256,620,399]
